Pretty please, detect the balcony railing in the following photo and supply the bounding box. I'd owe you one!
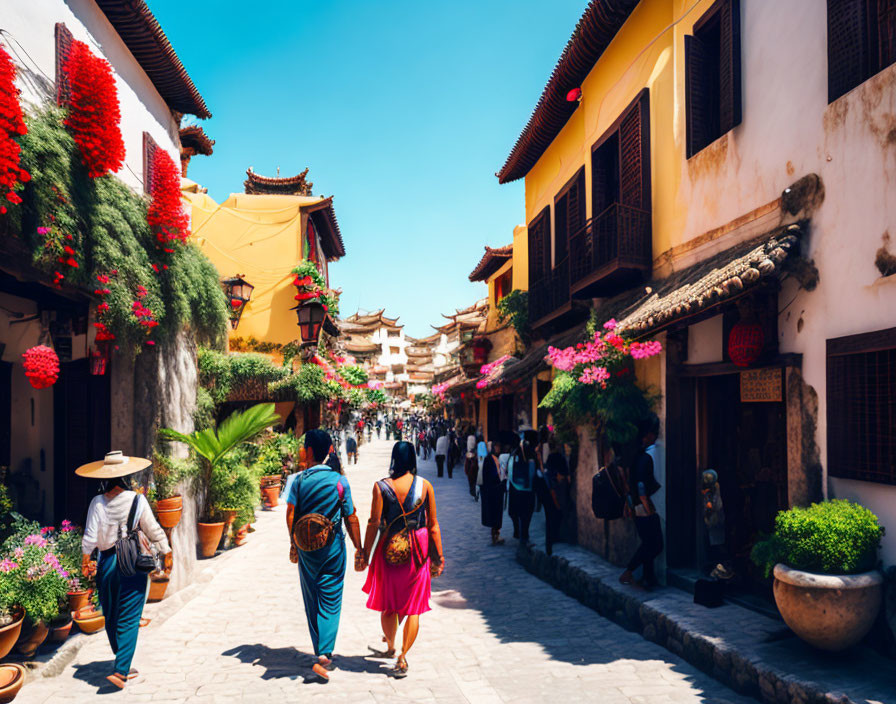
[529,256,570,326]
[569,203,651,295]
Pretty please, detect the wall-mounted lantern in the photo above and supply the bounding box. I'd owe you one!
[293,300,327,348]
[222,275,254,329]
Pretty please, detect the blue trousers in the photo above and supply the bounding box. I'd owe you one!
[298,540,346,657]
[97,553,148,675]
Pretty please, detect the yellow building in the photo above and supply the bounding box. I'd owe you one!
[184,169,344,349]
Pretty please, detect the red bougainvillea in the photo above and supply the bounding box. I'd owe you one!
[0,43,29,214]
[63,40,125,178]
[22,346,60,389]
[147,149,189,249]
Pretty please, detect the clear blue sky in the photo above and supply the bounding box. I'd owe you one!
[152,0,584,338]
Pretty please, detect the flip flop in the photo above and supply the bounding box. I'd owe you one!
[311,663,330,681]
[106,673,127,690]
[389,658,408,679]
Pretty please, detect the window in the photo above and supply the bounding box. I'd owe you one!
[142,132,160,194]
[553,168,584,267]
[55,23,74,106]
[494,268,512,303]
[828,0,896,102]
[527,206,551,284]
[827,327,896,485]
[592,90,650,215]
[685,0,741,157]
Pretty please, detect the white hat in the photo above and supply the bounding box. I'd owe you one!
[75,451,151,479]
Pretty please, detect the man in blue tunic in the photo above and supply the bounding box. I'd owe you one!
[286,429,362,681]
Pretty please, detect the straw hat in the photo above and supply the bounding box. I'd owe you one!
[75,451,151,478]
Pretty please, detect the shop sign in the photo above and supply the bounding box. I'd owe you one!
[740,367,782,402]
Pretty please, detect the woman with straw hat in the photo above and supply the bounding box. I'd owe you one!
[77,451,172,690]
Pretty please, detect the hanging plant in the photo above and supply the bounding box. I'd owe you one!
[147,148,189,252]
[62,40,125,178]
[291,260,339,314]
[22,345,60,389]
[0,43,29,214]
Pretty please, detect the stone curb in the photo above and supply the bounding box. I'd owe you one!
[515,543,854,704]
[31,541,245,680]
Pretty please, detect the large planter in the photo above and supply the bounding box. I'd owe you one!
[48,616,73,643]
[197,521,225,558]
[72,608,104,635]
[155,495,183,529]
[261,485,279,509]
[0,663,26,704]
[67,590,90,614]
[773,563,883,651]
[14,620,48,657]
[147,576,169,603]
[0,609,24,660]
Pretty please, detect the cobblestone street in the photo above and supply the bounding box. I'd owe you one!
[18,440,755,704]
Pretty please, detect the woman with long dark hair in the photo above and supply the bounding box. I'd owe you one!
[479,437,506,545]
[507,430,538,545]
[360,442,444,678]
[77,452,172,690]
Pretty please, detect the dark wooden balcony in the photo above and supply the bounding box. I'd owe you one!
[569,203,651,297]
[529,256,571,329]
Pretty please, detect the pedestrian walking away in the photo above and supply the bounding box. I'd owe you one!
[76,451,173,691]
[507,430,538,545]
[620,415,664,590]
[346,433,358,464]
[480,436,506,545]
[287,429,363,681]
[360,441,444,678]
[435,431,449,478]
[464,427,478,499]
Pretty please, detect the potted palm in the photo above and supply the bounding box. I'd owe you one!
[151,452,195,530]
[752,499,885,651]
[160,403,280,559]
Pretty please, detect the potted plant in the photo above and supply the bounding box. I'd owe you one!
[752,499,885,651]
[147,575,169,603]
[0,663,26,703]
[213,454,260,548]
[160,403,280,559]
[151,451,195,530]
[48,520,94,613]
[0,607,24,660]
[48,612,73,643]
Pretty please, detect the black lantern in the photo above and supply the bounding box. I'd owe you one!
[222,275,255,329]
[293,300,327,347]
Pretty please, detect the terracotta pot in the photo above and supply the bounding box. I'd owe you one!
[0,609,24,660]
[14,620,48,657]
[773,564,883,651]
[234,524,249,546]
[197,521,225,558]
[48,617,73,643]
[156,495,183,529]
[0,663,26,704]
[147,577,169,603]
[67,590,90,614]
[72,608,105,635]
[262,486,279,509]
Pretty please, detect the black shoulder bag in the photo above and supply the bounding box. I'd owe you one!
[115,495,157,577]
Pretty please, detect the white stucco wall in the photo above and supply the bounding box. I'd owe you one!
[675,1,896,565]
[3,0,182,190]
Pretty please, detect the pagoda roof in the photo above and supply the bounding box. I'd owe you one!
[469,244,513,282]
[343,340,379,353]
[496,0,639,184]
[345,309,402,329]
[244,167,312,196]
[95,0,210,118]
[179,125,214,156]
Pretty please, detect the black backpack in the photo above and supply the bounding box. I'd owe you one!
[591,463,626,520]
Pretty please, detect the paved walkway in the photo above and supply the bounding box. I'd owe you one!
[18,439,755,703]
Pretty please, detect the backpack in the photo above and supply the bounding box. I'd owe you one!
[291,470,346,552]
[115,494,157,576]
[591,463,626,520]
[508,454,535,491]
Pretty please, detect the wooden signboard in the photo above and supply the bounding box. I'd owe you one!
[740,367,782,403]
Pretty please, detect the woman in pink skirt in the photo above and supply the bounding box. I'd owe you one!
[358,442,444,677]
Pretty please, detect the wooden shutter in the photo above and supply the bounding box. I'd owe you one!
[619,91,650,210]
[528,208,549,283]
[719,0,742,134]
[143,132,160,194]
[685,34,714,157]
[55,23,74,106]
[828,0,870,102]
[567,169,585,235]
[879,0,896,70]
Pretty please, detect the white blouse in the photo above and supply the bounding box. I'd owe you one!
[81,491,171,555]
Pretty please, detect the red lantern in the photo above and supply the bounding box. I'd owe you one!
[566,87,582,102]
[728,320,764,367]
[22,345,60,389]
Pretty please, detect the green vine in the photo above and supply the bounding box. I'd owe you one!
[496,289,530,345]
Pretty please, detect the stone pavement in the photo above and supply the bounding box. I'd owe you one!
[18,439,756,703]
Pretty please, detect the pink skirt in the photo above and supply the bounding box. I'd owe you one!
[363,527,431,616]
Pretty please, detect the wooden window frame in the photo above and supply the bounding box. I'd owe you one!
[55,23,74,106]
[553,167,585,269]
[685,0,742,158]
[142,132,160,194]
[527,206,551,284]
[826,326,896,485]
[828,0,896,103]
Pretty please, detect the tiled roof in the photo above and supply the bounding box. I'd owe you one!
[95,0,210,118]
[469,244,513,282]
[244,168,312,196]
[496,0,639,184]
[179,125,214,155]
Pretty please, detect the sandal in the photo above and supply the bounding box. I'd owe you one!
[390,657,408,679]
[106,673,127,690]
[139,618,151,628]
[311,663,330,681]
[368,637,395,658]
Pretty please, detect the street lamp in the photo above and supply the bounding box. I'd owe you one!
[293,300,327,348]
[222,275,255,329]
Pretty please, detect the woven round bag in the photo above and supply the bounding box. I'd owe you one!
[292,512,335,552]
[384,529,412,566]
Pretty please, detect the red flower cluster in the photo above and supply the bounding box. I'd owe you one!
[63,40,125,178]
[132,298,158,341]
[147,149,189,249]
[22,345,59,389]
[0,44,29,215]
[293,274,324,303]
[93,273,115,341]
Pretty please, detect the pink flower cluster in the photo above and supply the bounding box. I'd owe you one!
[579,366,610,386]
[0,558,17,572]
[42,551,68,578]
[476,355,511,390]
[431,381,451,399]
[547,335,606,371]
[60,519,74,532]
[23,533,47,548]
[630,341,663,359]
[367,380,384,390]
